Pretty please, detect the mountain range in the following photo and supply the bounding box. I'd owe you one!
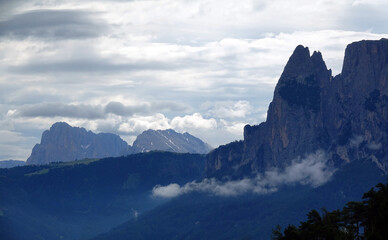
[207,39,388,178]
[0,160,26,168]
[94,39,388,239]
[131,129,212,154]
[1,39,388,240]
[26,122,212,165]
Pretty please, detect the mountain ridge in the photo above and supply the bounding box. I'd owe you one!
[206,38,388,178]
[91,38,388,240]
[27,122,130,165]
[0,160,26,168]
[3,39,388,240]
[131,129,212,154]
[26,122,211,165]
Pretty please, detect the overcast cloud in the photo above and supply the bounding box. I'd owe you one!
[0,9,108,40]
[1,0,388,160]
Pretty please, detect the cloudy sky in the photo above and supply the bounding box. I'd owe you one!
[1,0,388,161]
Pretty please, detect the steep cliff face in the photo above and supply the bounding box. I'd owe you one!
[206,39,388,178]
[27,122,130,165]
[329,39,388,171]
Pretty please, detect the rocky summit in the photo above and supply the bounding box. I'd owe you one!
[26,122,129,165]
[131,129,212,154]
[26,123,212,165]
[206,39,388,178]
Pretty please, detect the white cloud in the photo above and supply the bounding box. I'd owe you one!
[171,113,217,131]
[264,151,335,187]
[152,150,335,198]
[203,100,253,119]
[152,183,182,198]
[367,142,382,150]
[118,114,171,134]
[8,100,189,120]
[350,135,364,148]
[219,119,246,136]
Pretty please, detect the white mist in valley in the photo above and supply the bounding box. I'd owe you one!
[152,150,336,198]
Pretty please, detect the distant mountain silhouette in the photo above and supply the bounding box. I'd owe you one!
[0,160,25,168]
[131,129,212,154]
[26,122,211,164]
[26,122,129,165]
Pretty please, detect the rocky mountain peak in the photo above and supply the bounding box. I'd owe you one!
[342,39,388,76]
[273,46,330,113]
[27,123,212,165]
[51,121,71,129]
[311,51,331,78]
[27,123,129,165]
[132,129,212,154]
[206,39,388,178]
[341,39,388,96]
[278,45,311,83]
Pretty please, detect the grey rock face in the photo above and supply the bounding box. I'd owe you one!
[26,123,212,165]
[26,122,130,165]
[206,39,388,178]
[132,129,212,154]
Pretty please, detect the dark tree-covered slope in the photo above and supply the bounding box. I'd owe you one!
[272,181,388,240]
[92,161,386,240]
[0,152,205,240]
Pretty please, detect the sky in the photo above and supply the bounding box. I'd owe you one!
[1,0,388,161]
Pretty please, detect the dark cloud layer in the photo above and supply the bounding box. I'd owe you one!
[15,101,189,119]
[104,101,146,116]
[0,9,108,39]
[8,58,192,74]
[18,103,105,119]
[0,0,25,19]
[105,101,187,116]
